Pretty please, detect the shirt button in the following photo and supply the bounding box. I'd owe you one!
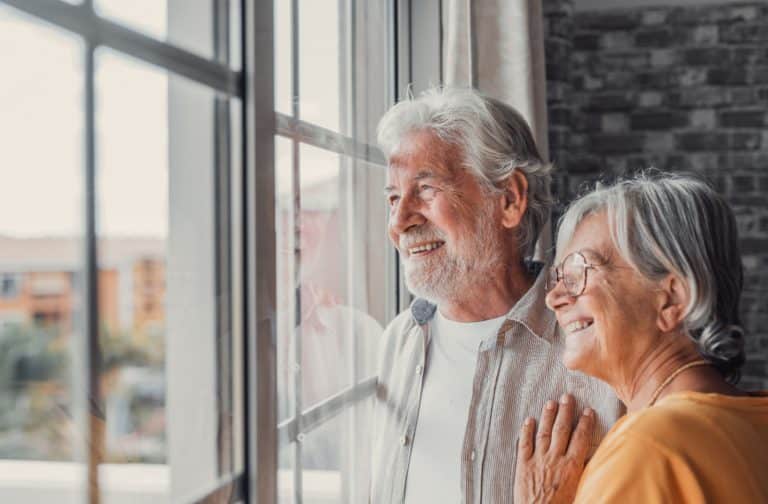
[470,449,476,461]
[415,365,423,375]
[400,435,408,446]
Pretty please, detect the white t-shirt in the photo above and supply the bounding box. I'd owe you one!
[403,309,507,504]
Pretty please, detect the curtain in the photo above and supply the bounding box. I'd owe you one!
[442,0,552,259]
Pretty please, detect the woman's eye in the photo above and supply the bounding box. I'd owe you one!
[388,195,400,206]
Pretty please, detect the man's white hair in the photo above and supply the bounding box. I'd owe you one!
[377,87,553,258]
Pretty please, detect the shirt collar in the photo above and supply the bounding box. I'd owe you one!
[408,261,558,344]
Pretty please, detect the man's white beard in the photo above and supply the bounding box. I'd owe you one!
[401,201,503,305]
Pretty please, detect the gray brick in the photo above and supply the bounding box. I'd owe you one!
[720,110,767,128]
[635,27,675,48]
[677,68,709,87]
[585,92,637,111]
[575,11,641,30]
[682,47,730,66]
[638,91,664,107]
[543,0,573,17]
[642,10,667,26]
[549,106,572,127]
[721,23,768,44]
[668,87,728,108]
[707,68,749,86]
[650,49,677,67]
[630,111,688,130]
[728,88,759,107]
[590,133,645,154]
[645,132,676,152]
[690,109,716,129]
[689,25,718,45]
[566,155,603,174]
[731,132,762,150]
[676,132,729,151]
[601,113,628,133]
[601,31,634,50]
[573,33,600,51]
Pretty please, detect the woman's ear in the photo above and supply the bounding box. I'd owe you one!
[500,169,529,229]
[656,274,690,333]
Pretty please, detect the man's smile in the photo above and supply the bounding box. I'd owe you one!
[406,240,445,257]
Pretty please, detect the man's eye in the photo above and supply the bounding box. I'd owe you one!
[419,185,436,195]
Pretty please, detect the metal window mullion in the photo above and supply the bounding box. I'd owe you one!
[275,113,386,166]
[243,0,277,502]
[277,376,377,445]
[83,33,104,504]
[213,0,234,479]
[339,0,359,501]
[289,0,304,503]
[2,0,241,97]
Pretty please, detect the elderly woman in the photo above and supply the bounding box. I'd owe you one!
[513,173,768,503]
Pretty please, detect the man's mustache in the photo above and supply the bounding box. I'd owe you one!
[398,226,447,250]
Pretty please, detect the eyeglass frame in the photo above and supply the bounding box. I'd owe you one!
[545,251,599,298]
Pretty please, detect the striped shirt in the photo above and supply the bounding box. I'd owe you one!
[370,268,624,504]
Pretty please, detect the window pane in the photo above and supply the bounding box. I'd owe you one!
[94,0,241,69]
[95,47,241,501]
[275,140,387,502]
[0,5,85,503]
[298,0,340,131]
[290,0,391,145]
[276,136,295,426]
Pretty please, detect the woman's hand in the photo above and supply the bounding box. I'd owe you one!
[513,394,595,504]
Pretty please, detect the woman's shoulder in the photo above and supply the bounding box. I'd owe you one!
[604,391,768,454]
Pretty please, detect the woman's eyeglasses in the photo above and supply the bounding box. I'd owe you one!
[545,251,597,297]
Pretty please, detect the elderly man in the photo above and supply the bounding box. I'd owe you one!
[370,87,623,504]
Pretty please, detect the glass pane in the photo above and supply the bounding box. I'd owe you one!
[276,141,387,502]
[298,0,340,131]
[0,5,85,504]
[276,136,295,426]
[95,0,241,69]
[95,47,241,501]
[290,0,390,145]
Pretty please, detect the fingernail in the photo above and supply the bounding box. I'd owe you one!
[546,400,557,410]
[560,394,570,404]
[583,408,594,417]
[525,417,534,426]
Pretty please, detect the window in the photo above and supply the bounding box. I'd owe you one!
[0,1,242,502]
[271,1,397,502]
[0,274,19,298]
[0,0,431,502]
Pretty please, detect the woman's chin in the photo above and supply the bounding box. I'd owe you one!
[560,350,590,375]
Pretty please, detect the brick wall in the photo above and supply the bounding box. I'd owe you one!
[545,1,768,390]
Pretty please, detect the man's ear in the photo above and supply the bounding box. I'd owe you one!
[500,169,529,229]
[656,274,690,333]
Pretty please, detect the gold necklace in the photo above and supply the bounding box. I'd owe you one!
[646,360,712,408]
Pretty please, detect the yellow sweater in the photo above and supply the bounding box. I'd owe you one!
[575,391,768,503]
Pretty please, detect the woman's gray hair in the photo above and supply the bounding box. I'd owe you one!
[556,172,745,382]
[377,86,553,258]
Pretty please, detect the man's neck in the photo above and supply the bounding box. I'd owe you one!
[437,263,535,322]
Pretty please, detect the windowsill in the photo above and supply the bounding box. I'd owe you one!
[0,460,169,504]
[0,460,343,503]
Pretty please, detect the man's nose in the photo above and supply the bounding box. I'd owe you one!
[390,194,425,235]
